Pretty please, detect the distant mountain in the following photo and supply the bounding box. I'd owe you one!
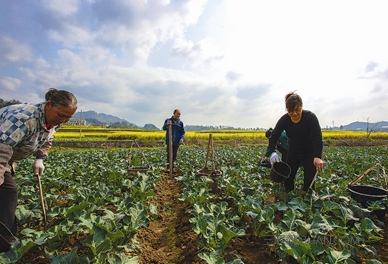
[71,110,138,127]
[340,121,388,131]
[70,110,161,130]
[143,124,160,130]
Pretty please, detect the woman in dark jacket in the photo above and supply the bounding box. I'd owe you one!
[268,92,324,192]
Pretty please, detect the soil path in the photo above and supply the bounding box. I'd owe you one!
[135,169,279,264]
[136,170,206,264]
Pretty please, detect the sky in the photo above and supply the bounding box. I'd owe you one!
[1,0,387,129]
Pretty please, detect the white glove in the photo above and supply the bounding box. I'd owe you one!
[270,152,280,165]
[33,158,44,176]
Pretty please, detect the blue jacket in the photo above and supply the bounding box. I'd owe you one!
[163,117,185,146]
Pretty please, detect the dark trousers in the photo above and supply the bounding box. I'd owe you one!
[278,146,288,162]
[0,172,18,252]
[166,145,179,165]
[285,152,317,192]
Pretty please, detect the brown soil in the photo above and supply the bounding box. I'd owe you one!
[135,168,206,264]
[135,168,279,264]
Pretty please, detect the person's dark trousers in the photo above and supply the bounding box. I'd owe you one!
[166,145,179,167]
[278,146,288,162]
[284,153,317,192]
[0,171,18,252]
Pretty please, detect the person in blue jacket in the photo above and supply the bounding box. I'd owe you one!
[163,109,185,169]
[268,92,324,192]
[265,128,288,162]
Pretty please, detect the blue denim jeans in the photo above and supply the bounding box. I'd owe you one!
[0,171,18,252]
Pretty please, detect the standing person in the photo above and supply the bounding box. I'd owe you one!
[0,88,77,252]
[265,128,288,162]
[163,109,185,170]
[268,92,324,192]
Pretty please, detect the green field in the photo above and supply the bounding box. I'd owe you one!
[1,143,388,263]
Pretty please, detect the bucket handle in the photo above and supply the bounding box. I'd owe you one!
[348,163,385,187]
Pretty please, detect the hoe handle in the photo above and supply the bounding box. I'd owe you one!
[349,164,380,187]
[36,174,47,231]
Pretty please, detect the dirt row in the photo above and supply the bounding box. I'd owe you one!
[135,169,278,264]
[135,169,205,264]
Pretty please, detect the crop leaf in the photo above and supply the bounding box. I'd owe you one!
[226,260,244,264]
[294,219,310,236]
[288,197,308,212]
[280,232,315,263]
[65,201,89,216]
[310,240,325,256]
[127,203,148,231]
[15,205,36,224]
[273,201,288,211]
[219,225,245,247]
[198,251,225,264]
[0,246,21,263]
[309,214,336,236]
[106,253,139,264]
[349,203,371,219]
[281,209,297,231]
[360,218,382,234]
[321,248,352,263]
[322,201,340,212]
[17,239,36,256]
[333,204,359,226]
[365,260,383,264]
[51,246,78,264]
[191,217,208,236]
[83,227,112,255]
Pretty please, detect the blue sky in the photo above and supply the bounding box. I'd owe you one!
[1,0,387,129]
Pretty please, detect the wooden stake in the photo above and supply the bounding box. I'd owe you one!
[210,134,215,172]
[203,133,212,170]
[168,123,173,177]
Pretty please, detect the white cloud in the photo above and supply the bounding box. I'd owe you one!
[1,0,388,128]
[0,36,32,66]
[0,77,21,91]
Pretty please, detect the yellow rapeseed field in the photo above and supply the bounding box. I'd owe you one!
[54,125,388,141]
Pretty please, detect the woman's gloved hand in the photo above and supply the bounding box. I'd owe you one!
[33,158,44,176]
[270,152,280,165]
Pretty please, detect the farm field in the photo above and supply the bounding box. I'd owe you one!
[53,126,388,148]
[1,142,388,263]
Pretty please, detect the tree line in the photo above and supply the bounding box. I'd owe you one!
[0,99,23,108]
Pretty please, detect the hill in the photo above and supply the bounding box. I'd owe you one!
[71,110,137,128]
[340,121,388,131]
[70,111,162,130]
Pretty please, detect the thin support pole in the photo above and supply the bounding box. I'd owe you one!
[169,123,173,177]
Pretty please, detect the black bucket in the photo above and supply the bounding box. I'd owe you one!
[270,162,291,183]
[348,185,388,207]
